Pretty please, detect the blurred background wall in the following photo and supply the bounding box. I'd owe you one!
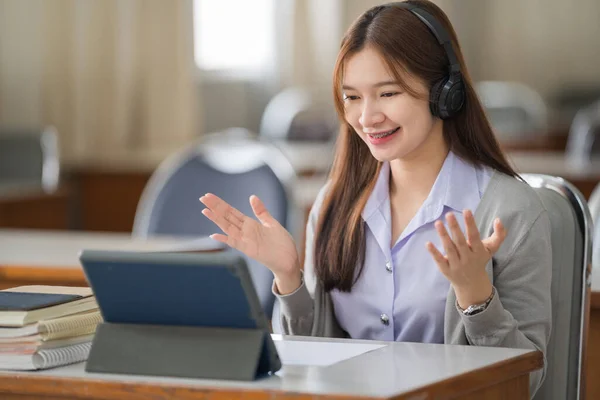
[0,0,198,164]
[1,0,600,233]
[2,0,598,163]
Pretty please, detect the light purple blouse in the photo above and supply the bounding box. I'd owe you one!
[330,152,492,343]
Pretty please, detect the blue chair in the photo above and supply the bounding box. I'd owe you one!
[475,81,548,140]
[132,128,298,318]
[259,87,338,142]
[522,174,593,400]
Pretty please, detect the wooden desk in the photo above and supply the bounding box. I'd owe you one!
[69,169,150,232]
[0,184,71,230]
[0,230,209,289]
[0,335,542,399]
[499,128,570,153]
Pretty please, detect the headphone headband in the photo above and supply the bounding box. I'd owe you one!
[386,1,465,119]
[391,2,460,74]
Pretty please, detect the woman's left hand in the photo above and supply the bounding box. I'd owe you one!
[426,209,506,309]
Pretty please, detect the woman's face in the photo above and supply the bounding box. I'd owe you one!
[342,46,442,162]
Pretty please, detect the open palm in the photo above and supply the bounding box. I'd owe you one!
[199,193,299,276]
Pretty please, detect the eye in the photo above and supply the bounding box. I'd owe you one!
[343,94,360,101]
[381,92,399,98]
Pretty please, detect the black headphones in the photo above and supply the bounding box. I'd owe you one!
[390,2,465,119]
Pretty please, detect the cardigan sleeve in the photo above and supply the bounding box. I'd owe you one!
[458,210,552,396]
[272,183,327,336]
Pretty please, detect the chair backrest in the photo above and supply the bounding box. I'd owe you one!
[553,87,600,128]
[565,100,600,167]
[259,87,338,142]
[476,81,548,139]
[0,126,60,192]
[522,174,593,400]
[132,129,298,317]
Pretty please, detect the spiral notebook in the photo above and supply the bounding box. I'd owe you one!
[0,334,94,354]
[0,342,92,370]
[0,311,102,339]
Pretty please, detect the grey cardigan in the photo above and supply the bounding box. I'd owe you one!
[275,170,552,396]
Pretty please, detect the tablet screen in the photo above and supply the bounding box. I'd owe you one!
[79,250,266,330]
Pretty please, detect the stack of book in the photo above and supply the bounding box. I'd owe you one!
[0,285,101,370]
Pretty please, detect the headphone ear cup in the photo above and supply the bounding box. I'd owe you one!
[430,76,466,119]
[445,80,466,118]
[429,79,446,118]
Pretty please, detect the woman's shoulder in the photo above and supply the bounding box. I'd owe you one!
[477,171,548,233]
[480,171,553,272]
[485,171,547,211]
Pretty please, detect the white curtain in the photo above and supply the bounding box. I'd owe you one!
[271,0,462,92]
[0,0,199,165]
[273,0,344,91]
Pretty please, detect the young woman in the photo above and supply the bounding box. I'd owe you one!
[200,0,551,395]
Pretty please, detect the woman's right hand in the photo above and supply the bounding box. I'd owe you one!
[199,193,302,294]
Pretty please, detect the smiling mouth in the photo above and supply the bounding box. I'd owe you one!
[367,127,400,139]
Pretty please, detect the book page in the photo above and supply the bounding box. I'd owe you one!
[2,287,92,297]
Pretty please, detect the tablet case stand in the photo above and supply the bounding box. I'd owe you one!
[85,322,277,381]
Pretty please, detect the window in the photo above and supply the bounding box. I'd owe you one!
[193,0,274,72]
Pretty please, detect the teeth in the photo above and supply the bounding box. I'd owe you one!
[370,128,398,139]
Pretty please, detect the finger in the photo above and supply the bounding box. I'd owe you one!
[209,233,229,245]
[435,220,460,263]
[464,209,485,252]
[201,208,242,239]
[200,193,245,228]
[249,195,276,226]
[210,233,241,250]
[446,212,468,253]
[426,241,449,273]
[208,194,246,227]
[482,218,506,255]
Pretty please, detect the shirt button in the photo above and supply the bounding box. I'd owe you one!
[380,313,390,326]
[385,261,392,273]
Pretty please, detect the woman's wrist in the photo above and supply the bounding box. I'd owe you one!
[454,278,494,310]
[274,268,302,295]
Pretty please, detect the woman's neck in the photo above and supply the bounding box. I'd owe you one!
[388,128,449,200]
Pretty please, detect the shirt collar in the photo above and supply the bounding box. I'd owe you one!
[362,162,390,221]
[361,152,483,224]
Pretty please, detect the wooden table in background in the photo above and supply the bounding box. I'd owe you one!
[499,128,570,153]
[69,148,600,233]
[0,230,209,289]
[0,184,71,230]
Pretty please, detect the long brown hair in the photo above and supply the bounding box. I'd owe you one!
[314,0,517,292]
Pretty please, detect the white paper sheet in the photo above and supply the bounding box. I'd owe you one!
[272,336,386,367]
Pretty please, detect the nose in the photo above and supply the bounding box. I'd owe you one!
[358,100,385,130]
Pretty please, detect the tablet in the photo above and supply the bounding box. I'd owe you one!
[79,249,271,330]
[79,249,281,376]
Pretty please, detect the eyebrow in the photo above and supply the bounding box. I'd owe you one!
[342,81,399,91]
